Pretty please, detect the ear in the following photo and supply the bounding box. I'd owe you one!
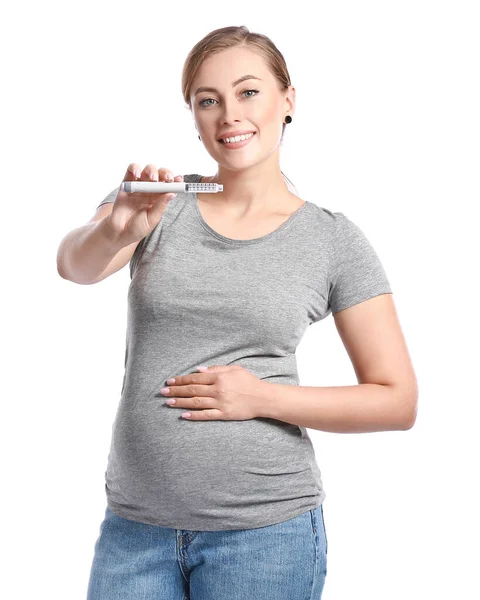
[285,85,296,115]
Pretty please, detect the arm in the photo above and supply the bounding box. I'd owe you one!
[259,294,418,433]
[57,203,138,285]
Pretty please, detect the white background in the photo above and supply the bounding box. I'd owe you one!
[3,1,479,598]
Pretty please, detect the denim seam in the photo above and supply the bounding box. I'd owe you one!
[320,504,328,554]
[308,509,319,600]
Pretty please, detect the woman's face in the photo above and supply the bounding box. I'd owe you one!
[191,46,295,170]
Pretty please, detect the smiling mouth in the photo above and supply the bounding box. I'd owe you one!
[218,132,257,148]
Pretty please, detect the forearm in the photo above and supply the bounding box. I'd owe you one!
[57,217,126,285]
[259,382,415,433]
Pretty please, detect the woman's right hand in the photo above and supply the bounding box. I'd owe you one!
[105,164,183,246]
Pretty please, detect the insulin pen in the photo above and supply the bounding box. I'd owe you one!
[121,181,223,194]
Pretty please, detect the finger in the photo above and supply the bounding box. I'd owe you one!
[156,168,174,182]
[182,409,220,420]
[162,384,212,398]
[164,372,214,387]
[124,163,142,181]
[165,396,216,410]
[141,164,159,181]
[157,171,183,183]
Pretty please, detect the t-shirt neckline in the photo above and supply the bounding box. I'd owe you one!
[188,174,310,246]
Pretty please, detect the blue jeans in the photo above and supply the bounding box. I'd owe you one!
[87,504,328,599]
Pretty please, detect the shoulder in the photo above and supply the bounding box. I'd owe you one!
[308,203,349,224]
[313,205,351,228]
[309,205,386,275]
[312,205,371,243]
[308,203,355,243]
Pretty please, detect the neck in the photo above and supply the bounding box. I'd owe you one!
[201,163,295,215]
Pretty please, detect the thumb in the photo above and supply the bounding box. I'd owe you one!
[148,193,175,224]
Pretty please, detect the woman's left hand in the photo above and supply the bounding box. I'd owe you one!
[160,364,268,421]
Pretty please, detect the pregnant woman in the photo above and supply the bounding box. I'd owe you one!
[57,24,418,600]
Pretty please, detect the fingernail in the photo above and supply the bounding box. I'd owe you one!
[166,194,176,202]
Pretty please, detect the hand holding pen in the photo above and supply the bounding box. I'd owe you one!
[105,164,185,246]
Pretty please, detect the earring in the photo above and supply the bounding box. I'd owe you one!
[198,135,201,140]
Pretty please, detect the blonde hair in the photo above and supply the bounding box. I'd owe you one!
[182,25,297,194]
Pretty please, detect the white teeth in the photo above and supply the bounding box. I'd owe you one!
[222,132,254,143]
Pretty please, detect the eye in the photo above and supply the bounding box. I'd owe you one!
[242,88,259,98]
[198,89,260,107]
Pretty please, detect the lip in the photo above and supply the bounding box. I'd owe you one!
[217,130,256,141]
[218,131,256,150]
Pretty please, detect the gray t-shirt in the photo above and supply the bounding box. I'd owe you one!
[95,174,393,531]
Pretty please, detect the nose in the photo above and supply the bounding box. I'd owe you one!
[220,98,244,125]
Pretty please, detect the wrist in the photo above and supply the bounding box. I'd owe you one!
[257,381,276,419]
[97,215,128,252]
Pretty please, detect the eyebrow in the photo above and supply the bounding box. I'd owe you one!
[193,75,262,97]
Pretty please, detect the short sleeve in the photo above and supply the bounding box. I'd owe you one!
[328,212,393,315]
[96,186,120,209]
